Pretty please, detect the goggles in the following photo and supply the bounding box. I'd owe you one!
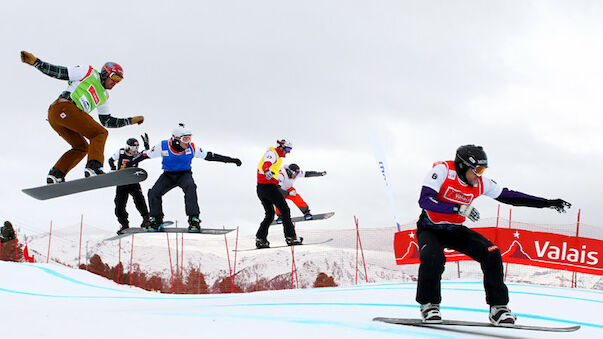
[110,73,123,83]
[126,145,139,152]
[180,135,192,143]
[284,146,292,153]
[472,166,486,176]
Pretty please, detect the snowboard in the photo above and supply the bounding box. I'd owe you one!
[105,223,236,241]
[270,212,335,225]
[372,317,580,332]
[234,238,334,252]
[22,168,148,200]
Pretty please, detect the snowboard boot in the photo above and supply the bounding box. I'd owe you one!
[140,216,152,229]
[420,303,442,323]
[117,223,129,235]
[188,216,201,233]
[47,167,65,184]
[85,160,105,178]
[146,217,164,232]
[489,305,516,326]
[286,236,304,246]
[255,238,270,249]
[303,211,313,220]
[275,214,283,224]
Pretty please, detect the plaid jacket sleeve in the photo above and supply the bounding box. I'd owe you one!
[33,59,69,80]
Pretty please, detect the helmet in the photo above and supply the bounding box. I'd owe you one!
[171,123,192,144]
[286,163,300,178]
[125,138,139,153]
[455,144,487,182]
[100,62,124,83]
[277,139,293,149]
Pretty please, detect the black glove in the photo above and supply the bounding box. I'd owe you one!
[548,199,571,213]
[124,161,135,168]
[141,133,150,150]
[232,158,242,167]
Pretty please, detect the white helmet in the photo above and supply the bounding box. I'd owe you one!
[277,138,293,149]
[172,123,192,143]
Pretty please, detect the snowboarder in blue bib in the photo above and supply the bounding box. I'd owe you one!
[126,124,241,232]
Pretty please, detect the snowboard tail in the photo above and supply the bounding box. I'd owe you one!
[23,168,148,200]
[234,238,333,252]
[270,212,334,225]
[373,317,580,332]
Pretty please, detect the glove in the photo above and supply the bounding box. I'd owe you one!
[321,171,327,176]
[458,204,480,222]
[232,158,242,167]
[141,133,150,150]
[130,116,144,125]
[264,170,274,180]
[289,190,297,196]
[548,199,571,213]
[20,51,37,65]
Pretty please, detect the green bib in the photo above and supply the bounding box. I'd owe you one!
[69,69,108,113]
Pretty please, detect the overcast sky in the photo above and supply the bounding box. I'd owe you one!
[1,1,602,237]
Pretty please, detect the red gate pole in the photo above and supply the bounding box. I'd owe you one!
[290,245,299,289]
[572,209,581,288]
[180,232,184,293]
[355,216,368,283]
[166,232,175,293]
[233,227,239,287]
[117,238,122,283]
[47,220,53,263]
[355,216,359,285]
[78,214,84,268]
[504,209,511,281]
[175,232,179,293]
[495,204,501,245]
[129,235,135,286]
[223,226,234,293]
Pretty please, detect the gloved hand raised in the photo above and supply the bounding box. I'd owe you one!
[458,204,480,222]
[130,116,144,125]
[321,171,327,176]
[232,158,242,167]
[141,133,150,150]
[20,51,37,65]
[548,199,571,213]
[264,170,274,180]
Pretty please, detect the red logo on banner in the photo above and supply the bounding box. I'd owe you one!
[394,227,602,275]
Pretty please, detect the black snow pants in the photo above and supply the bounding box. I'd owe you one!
[256,183,296,240]
[415,212,509,306]
[114,183,149,226]
[148,170,199,218]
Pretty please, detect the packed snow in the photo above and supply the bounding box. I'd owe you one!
[1,261,601,339]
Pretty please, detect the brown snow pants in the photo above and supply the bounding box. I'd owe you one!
[47,99,108,175]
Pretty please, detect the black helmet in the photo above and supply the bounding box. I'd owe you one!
[126,138,139,153]
[455,145,487,183]
[285,163,300,178]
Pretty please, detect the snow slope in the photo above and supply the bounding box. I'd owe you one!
[1,261,601,339]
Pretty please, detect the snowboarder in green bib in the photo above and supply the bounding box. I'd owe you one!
[20,51,145,184]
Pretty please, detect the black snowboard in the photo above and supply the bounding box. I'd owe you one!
[22,168,148,200]
[270,212,335,225]
[105,224,235,241]
[373,317,580,332]
[234,238,333,252]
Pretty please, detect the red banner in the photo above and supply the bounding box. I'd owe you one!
[394,227,603,275]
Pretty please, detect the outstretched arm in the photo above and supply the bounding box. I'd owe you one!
[495,188,571,213]
[21,51,69,80]
[97,104,144,128]
[204,152,242,166]
[303,170,327,177]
